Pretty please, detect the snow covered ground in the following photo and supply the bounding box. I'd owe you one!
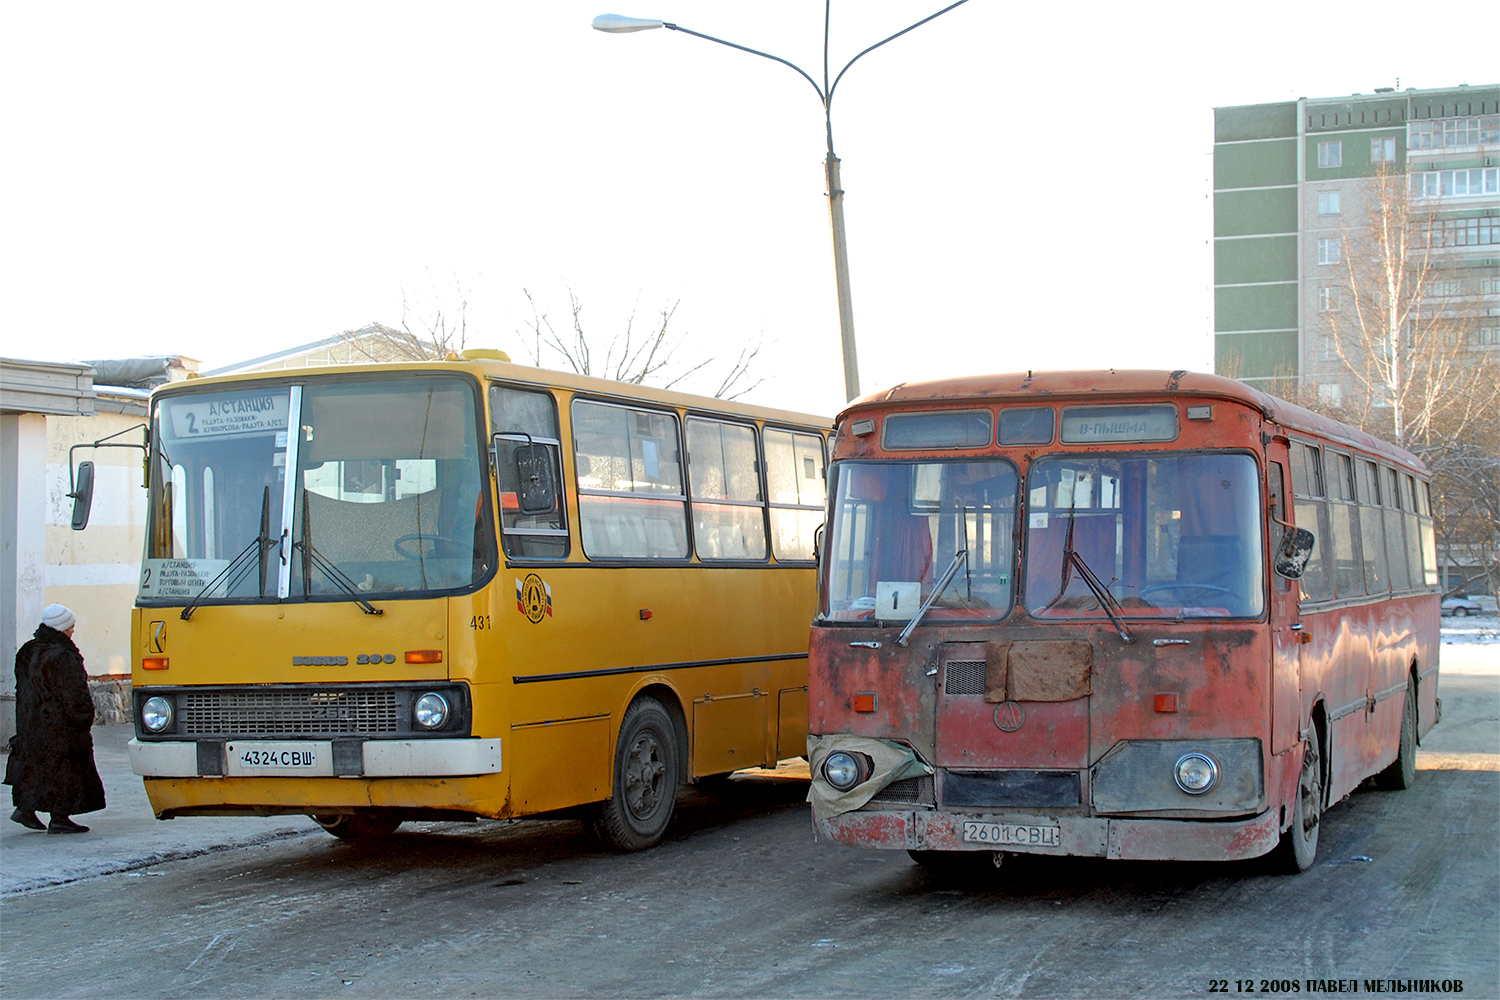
[1441,610,1500,646]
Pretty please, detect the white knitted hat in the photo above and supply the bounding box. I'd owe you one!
[41,604,76,632]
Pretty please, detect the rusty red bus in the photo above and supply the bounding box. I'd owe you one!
[807,370,1440,873]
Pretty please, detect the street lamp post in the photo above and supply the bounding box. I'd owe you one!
[593,2,969,402]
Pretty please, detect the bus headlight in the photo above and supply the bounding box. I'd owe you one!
[141,696,174,734]
[414,692,450,730]
[1173,752,1220,794]
[822,751,863,791]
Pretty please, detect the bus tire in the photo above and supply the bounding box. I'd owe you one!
[589,696,679,851]
[312,812,402,841]
[1374,682,1417,791]
[1275,736,1321,873]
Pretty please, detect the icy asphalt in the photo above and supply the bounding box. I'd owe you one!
[3,617,1497,896]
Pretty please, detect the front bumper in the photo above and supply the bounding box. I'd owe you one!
[815,806,1283,862]
[130,737,503,778]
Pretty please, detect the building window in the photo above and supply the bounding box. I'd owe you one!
[1430,278,1464,297]
[1318,384,1342,407]
[1318,191,1341,215]
[1409,117,1500,149]
[1318,141,1342,168]
[1473,327,1498,348]
[1319,287,1340,312]
[1482,278,1500,295]
[1411,167,1499,200]
[1418,217,1500,248]
[1371,137,1396,162]
[1318,240,1341,265]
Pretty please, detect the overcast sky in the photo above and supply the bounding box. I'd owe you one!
[1,2,1490,417]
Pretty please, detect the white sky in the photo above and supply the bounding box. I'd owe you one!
[1,2,1490,418]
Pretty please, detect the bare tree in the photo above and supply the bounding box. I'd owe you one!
[1319,164,1497,447]
[338,274,470,362]
[1311,163,1500,591]
[519,286,765,400]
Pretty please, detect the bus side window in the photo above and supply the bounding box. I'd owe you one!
[764,428,826,562]
[1380,470,1404,593]
[573,400,689,560]
[1288,442,1332,602]
[686,417,767,561]
[490,384,570,560]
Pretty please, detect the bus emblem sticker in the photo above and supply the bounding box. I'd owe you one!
[994,701,1025,732]
[516,574,552,624]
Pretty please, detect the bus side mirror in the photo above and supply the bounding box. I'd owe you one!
[70,460,96,531]
[514,444,558,515]
[1274,526,1315,580]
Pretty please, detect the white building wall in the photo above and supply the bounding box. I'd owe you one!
[2,412,48,736]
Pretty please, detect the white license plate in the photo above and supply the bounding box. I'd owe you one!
[225,741,334,777]
[962,821,1061,848]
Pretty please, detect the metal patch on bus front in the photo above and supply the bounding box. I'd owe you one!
[516,574,553,624]
[994,701,1025,732]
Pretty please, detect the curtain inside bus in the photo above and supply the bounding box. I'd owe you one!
[1022,453,1265,619]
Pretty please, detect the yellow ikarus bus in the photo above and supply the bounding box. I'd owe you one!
[113,352,828,849]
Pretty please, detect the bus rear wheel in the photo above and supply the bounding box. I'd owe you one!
[312,812,403,841]
[1374,682,1417,791]
[1275,737,1321,874]
[589,696,679,851]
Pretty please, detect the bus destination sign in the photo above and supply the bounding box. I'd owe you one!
[168,393,289,439]
[1060,405,1178,444]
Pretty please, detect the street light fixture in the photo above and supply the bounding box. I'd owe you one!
[593,2,969,402]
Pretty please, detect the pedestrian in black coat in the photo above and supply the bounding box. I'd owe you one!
[5,604,106,833]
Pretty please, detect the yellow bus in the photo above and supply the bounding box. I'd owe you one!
[112,352,828,849]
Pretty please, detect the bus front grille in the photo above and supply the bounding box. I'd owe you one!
[944,659,987,695]
[868,775,935,806]
[180,689,401,737]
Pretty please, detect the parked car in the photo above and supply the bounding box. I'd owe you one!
[1442,595,1484,617]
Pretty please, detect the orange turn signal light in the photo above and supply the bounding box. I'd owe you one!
[405,650,443,664]
[142,656,170,671]
[853,692,878,713]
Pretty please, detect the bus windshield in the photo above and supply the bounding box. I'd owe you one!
[821,460,1019,623]
[1023,452,1264,619]
[140,374,492,605]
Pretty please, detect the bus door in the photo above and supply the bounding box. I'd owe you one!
[1266,450,1305,756]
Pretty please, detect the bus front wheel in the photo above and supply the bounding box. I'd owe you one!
[1275,737,1321,873]
[589,696,679,851]
[312,812,402,841]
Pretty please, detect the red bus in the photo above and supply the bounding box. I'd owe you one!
[807,370,1440,872]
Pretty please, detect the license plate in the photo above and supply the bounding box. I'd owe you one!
[225,741,333,777]
[962,821,1061,848]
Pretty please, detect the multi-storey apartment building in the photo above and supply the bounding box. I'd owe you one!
[1213,84,1499,399]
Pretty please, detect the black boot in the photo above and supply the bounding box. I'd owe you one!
[10,808,45,831]
[47,815,89,834]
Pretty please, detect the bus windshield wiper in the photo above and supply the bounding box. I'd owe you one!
[181,487,277,621]
[1067,549,1134,644]
[896,548,967,647]
[294,491,383,616]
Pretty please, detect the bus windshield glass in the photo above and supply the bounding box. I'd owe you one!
[140,375,492,605]
[821,460,1019,623]
[1023,452,1264,619]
